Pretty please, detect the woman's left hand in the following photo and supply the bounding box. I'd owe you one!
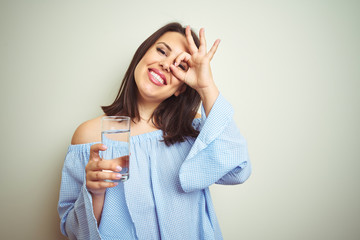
[170,26,220,96]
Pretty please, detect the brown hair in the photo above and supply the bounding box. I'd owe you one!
[101,22,201,146]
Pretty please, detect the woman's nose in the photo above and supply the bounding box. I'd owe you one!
[159,58,173,72]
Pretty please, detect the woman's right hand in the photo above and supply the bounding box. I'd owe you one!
[85,143,123,197]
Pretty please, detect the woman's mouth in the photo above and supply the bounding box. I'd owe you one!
[148,68,167,86]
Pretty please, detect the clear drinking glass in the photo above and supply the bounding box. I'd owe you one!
[101,116,131,182]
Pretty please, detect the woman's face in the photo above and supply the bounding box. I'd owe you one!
[134,31,189,105]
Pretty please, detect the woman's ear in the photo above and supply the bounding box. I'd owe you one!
[174,84,187,97]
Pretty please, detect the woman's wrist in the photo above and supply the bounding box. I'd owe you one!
[91,192,106,226]
[91,191,105,198]
[197,83,219,117]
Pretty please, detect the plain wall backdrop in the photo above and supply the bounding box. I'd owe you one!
[1,0,359,239]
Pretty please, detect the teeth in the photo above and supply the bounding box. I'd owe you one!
[150,71,164,84]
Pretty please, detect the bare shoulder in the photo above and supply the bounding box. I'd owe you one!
[71,115,104,145]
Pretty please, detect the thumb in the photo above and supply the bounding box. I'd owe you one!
[90,143,107,161]
[170,64,187,83]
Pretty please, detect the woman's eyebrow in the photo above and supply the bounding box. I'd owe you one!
[157,42,172,51]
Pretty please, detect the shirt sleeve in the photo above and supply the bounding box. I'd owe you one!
[57,144,101,240]
[179,93,252,193]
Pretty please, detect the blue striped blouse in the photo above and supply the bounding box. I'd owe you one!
[58,94,251,240]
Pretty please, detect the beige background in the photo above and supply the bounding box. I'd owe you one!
[1,0,359,239]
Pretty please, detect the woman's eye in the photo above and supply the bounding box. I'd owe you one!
[179,64,185,70]
[179,63,188,71]
[156,47,166,56]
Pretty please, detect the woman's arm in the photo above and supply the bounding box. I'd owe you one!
[170,27,251,191]
[170,26,220,117]
[179,94,251,192]
[72,118,121,225]
[58,117,123,239]
[58,144,101,239]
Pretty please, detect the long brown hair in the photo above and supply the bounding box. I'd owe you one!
[102,22,201,146]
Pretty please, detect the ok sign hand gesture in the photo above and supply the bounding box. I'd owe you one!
[170,26,220,116]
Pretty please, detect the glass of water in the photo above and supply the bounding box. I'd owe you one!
[101,116,131,182]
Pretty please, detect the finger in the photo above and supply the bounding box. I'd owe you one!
[113,155,129,168]
[207,39,221,60]
[87,180,118,190]
[170,64,187,82]
[87,158,122,172]
[185,26,198,54]
[88,170,122,181]
[170,52,192,81]
[90,143,107,161]
[198,28,207,54]
[173,52,192,67]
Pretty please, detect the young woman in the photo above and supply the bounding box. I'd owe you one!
[58,22,251,240]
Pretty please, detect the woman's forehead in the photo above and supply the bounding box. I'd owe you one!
[155,32,189,53]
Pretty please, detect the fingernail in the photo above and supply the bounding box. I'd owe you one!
[115,173,121,179]
[113,182,119,186]
[116,166,122,172]
[173,62,178,67]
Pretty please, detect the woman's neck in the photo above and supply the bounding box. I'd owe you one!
[136,99,159,122]
[131,102,159,136]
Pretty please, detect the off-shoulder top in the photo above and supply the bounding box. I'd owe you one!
[58,94,251,240]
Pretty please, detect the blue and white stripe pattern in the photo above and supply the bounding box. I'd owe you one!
[58,94,252,240]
